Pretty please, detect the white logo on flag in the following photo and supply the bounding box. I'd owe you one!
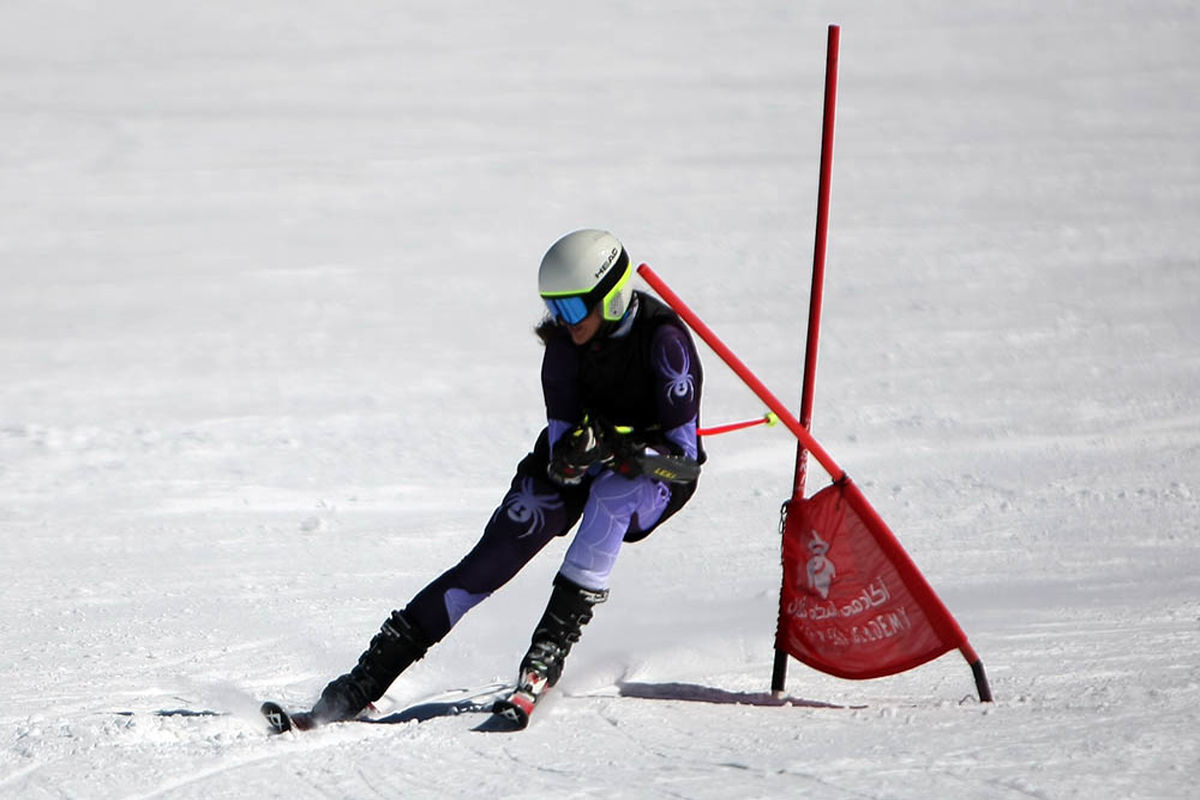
[805,529,837,599]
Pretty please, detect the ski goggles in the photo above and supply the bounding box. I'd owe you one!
[541,250,632,325]
[543,295,592,325]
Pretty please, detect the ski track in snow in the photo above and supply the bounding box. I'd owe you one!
[3,1,1198,798]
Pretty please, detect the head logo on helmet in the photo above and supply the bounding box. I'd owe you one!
[594,247,619,279]
[538,229,633,325]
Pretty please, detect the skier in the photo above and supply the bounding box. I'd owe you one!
[305,229,704,726]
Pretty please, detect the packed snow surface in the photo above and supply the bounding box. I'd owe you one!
[2,2,1197,798]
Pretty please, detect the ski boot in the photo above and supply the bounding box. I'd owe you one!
[490,573,608,729]
[310,610,429,725]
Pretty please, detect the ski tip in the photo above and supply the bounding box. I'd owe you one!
[472,700,530,733]
[261,701,318,734]
[261,701,293,734]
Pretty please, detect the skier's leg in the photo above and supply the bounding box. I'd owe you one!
[512,472,670,702]
[623,475,698,543]
[311,431,585,722]
[402,433,587,641]
[310,610,428,724]
[558,471,671,591]
[518,572,609,691]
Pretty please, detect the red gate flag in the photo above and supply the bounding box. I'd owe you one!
[777,480,969,679]
[636,262,992,700]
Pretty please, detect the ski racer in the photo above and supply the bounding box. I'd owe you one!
[305,229,705,725]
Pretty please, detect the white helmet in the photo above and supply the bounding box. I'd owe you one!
[538,229,633,324]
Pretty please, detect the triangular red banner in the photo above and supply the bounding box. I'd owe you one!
[776,480,964,680]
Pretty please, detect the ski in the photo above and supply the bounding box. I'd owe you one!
[261,683,511,734]
[473,671,549,733]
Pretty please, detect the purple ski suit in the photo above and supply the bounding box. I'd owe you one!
[401,292,703,644]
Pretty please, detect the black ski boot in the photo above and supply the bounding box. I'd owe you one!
[310,610,428,724]
[490,573,608,728]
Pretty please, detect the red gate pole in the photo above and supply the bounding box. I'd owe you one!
[636,265,843,480]
[772,23,841,696]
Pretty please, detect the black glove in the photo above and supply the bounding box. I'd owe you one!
[590,417,644,479]
[591,417,701,483]
[547,420,610,486]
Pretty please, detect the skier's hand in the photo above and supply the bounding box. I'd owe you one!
[590,418,645,479]
[547,420,610,485]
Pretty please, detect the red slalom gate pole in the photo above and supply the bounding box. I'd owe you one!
[794,23,839,499]
[774,22,841,696]
[698,413,777,437]
[637,264,845,484]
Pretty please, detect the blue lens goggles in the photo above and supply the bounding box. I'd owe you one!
[543,295,591,325]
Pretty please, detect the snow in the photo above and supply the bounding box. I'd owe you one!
[2,1,1198,798]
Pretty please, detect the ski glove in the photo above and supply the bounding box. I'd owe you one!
[547,420,610,486]
[548,417,696,485]
[590,417,644,479]
[591,417,701,484]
